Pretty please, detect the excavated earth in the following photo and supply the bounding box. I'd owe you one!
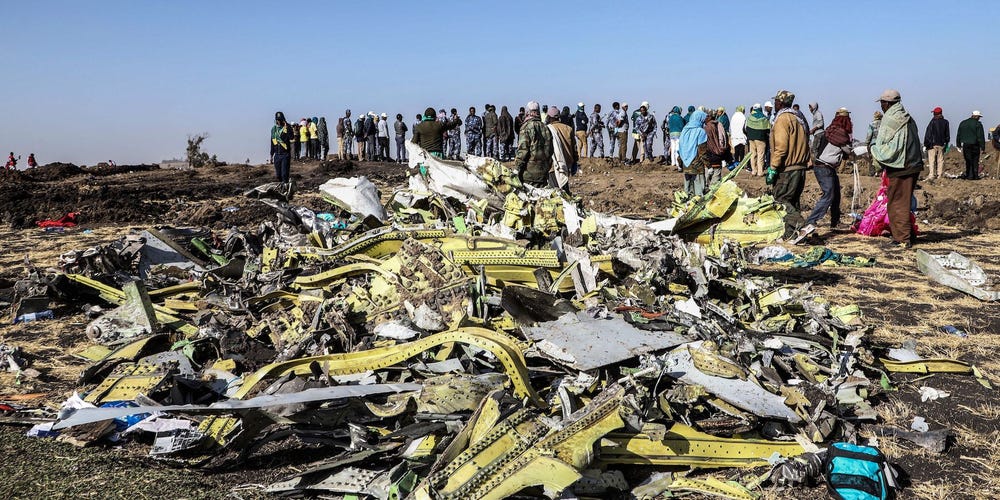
[0,151,998,499]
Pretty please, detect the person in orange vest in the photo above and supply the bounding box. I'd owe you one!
[27,153,38,168]
[6,152,16,169]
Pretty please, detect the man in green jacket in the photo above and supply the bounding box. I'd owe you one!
[871,89,923,249]
[411,108,461,158]
[956,110,986,180]
[515,101,554,187]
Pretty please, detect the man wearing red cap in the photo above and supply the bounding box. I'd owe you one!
[923,107,950,180]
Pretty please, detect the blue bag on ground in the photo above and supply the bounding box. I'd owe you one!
[823,442,892,500]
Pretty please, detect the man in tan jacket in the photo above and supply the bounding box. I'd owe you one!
[769,89,811,239]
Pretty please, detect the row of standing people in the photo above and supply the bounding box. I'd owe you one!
[5,152,38,169]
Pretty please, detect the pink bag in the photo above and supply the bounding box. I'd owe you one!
[854,172,918,237]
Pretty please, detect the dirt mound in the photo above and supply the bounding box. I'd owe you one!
[923,193,1000,230]
[23,163,83,181]
[0,159,409,229]
[83,163,160,176]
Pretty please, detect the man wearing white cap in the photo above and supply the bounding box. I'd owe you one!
[377,113,390,162]
[574,103,589,158]
[871,89,923,249]
[956,110,986,180]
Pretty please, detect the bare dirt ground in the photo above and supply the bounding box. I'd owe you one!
[0,151,997,499]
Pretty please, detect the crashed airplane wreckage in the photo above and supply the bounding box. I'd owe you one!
[9,144,975,498]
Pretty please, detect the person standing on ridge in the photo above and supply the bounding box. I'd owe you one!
[270,111,293,183]
[300,118,312,160]
[808,102,825,161]
[411,107,462,158]
[342,110,354,160]
[668,106,686,168]
[394,113,408,164]
[317,117,329,160]
[465,107,484,156]
[589,104,605,158]
[365,113,377,162]
[635,104,657,163]
[730,105,748,164]
[355,114,367,161]
[483,104,499,159]
[678,109,709,196]
[745,104,770,176]
[377,113,391,161]
[606,102,621,159]
[574,103,589,159]
[446,108,462,160]
[514,107,526,143]
[923,106,950,180]
[515,101,554,187]
[956,110,986,180]
[309,117,320,159]
[547,106,578,191]
[498,106,515,162]
[616,103,630,163]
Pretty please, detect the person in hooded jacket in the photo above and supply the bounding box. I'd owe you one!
[679,110,709,196]
[483,105,499,159]
[805,108,854,231]
[317,117,329,160]
[498,106,515,161]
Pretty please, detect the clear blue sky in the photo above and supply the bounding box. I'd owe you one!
[4,0,997,165]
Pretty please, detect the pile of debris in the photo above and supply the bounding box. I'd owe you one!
[3,145,985,499]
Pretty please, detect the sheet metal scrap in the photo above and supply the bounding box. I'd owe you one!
[414,384,626,500]
[16,145,926,499]
[915,249,999,301]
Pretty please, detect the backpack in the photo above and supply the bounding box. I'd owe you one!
[824,443,894,500]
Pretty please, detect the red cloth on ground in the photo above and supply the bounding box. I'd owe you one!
[36,212,80,228]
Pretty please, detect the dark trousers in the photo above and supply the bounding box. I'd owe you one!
[293,141,300,160]
[367,136,377,160]
[378,137,390,160]
[806,164,841,226]
[273,151,290,182]
[887,172,917,243]
[773,168,806,236]
[395,135,407,162]
[733,143,746,163]
[963,144,981,179]
[310,139,320,159]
